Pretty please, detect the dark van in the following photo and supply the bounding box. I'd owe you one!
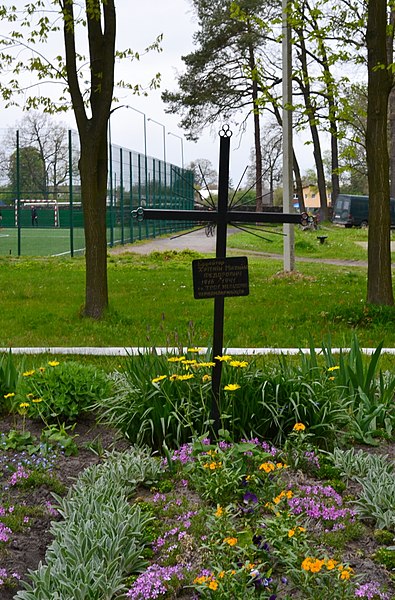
[332,194,395,227]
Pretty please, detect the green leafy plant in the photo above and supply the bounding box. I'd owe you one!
[14,447,161,600]
[17,360,112,422]
[1,429,39,453]
[373,547,395,570]
[353,472,395,531]
[319,335,395,444]
[40,423,79,456]
[0,350,19,412]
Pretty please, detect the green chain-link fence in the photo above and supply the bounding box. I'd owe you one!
[0,129,194,257]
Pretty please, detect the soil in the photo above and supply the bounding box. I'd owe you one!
[0,415,130,600]
[0,415,394,599]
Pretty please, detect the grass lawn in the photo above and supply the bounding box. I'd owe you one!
[228,222,395,262]
[1,247,395,349]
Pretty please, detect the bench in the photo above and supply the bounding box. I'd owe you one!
[317,235,328,245]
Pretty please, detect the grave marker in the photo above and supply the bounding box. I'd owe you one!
[133,125,305,434]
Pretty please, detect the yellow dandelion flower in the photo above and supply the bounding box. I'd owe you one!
[187,347,202,353]
[214,355,232,362]
[209,462,217,470]
[182,359,197,365]
[288,529,295,538]
[293,423,306,431]
[178,374,194,381]
[4,392,15,399]
[169,374,179,381]
[328,365,340,371]
[39,367,45,373]
[202,374,211,382]
[215,506,223,518]
[48,361,59,367]
[229,360,248,368]
[167,356,185,362]
[22,370,35,377]
[197,361,216,367]
[329,376,335,381]
[223,537,238,546]
[224,383,241,391]
[19,402,30,408]
[152,375,167,384]
[26,393,34,398]
[32,398,43,403]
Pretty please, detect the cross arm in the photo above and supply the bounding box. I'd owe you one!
[132,207,303,225]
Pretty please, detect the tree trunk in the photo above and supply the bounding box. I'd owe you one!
[390,87,395,198]
[79,126,109,318]
[296,31,328,219]
[389,10,395,199]
[366,0,393,305]
[248,42,263,212]
[272,103,305,212]
[293,152,305,212]
[62,0,115,318]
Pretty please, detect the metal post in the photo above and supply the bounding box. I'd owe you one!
[168,131,184,168]
[120,147,124,245]
[282,0,295,271]
[108,121,114,248]
[125,106,148,209]
[16,131,21,257]
[211,126,232,434]
[148,118,167,230]
[68,130,74,257]
[129,151,134,243]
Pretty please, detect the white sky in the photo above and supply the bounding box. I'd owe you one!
[0,0,316,186]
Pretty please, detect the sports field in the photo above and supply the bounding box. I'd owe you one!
[0,221,189,257]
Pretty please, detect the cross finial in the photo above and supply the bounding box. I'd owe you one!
[219,124,232,138]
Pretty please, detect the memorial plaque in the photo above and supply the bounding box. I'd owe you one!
[192,257,249,299]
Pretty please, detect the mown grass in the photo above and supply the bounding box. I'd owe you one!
[1,246,395,349]
[228,222,395,261]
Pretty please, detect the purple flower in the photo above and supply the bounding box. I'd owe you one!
[243,491,258,504]
[126,564,185,599]
[354,581,389,599]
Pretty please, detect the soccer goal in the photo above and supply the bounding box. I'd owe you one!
[14,200,60,227]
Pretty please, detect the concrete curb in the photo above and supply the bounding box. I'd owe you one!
[1,347,395,356]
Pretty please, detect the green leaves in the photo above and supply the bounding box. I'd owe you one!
[15,447,160,600]
[17,360,112,422]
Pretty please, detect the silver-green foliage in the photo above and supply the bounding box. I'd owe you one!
[14,447,161,600]
[331,447,395,531]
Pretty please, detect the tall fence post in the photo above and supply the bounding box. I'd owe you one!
[129,151,134,243]
[16,130,21,257]
[109,138,114,248]
[120,147,124,245]
[68,130,74,257]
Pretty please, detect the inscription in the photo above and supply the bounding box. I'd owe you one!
[192,257,249,299]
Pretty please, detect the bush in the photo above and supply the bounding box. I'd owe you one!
[16,360,112,422]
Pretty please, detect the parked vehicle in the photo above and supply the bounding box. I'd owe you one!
[332,194,395,228]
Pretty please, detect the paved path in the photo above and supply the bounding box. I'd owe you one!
[110,227,375,268]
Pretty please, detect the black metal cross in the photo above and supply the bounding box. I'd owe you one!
[133,125,304,435]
